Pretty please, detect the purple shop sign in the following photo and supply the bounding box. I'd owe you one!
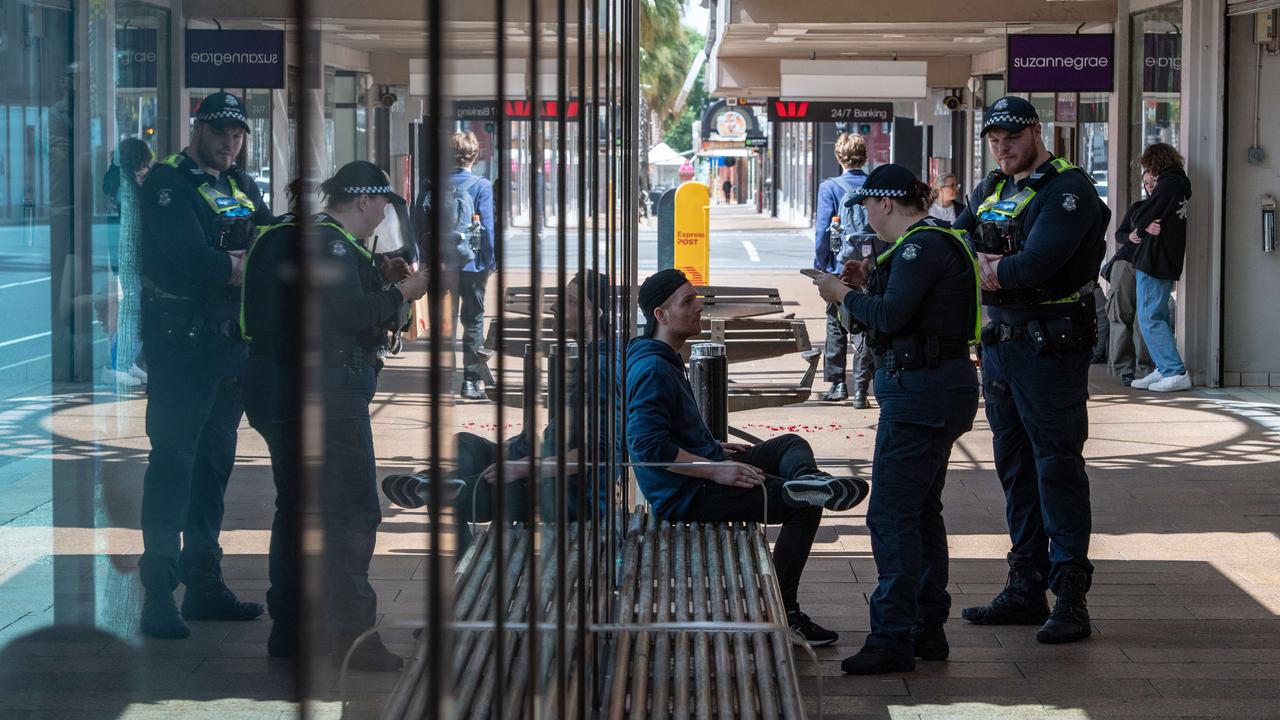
[1007,34,1115,93]
[185,30,285,89]
[1143,33,1181,93]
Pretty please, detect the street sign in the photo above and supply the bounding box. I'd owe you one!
[767,100,893,123]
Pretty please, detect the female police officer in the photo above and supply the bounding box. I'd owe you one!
[811,164,980,675]
[242,162,428,669]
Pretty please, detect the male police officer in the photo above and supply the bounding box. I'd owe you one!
[952,97,1108,644]
[137,92,274,639]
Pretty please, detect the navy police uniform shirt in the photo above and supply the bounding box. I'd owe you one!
[953,158,1105,324]
[314,214,406,355]
[139,152,272,320]
[842,219,975,346]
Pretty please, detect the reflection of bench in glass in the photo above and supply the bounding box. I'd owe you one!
[478,316,820,412]
[502,285,787,320]
[382,508,805,718]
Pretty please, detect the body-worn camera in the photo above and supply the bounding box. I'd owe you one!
[974,205,1021,256]
[213,216,256,252]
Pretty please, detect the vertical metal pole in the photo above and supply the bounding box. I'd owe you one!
[554,0,570,713]
[525,0,543,713]
[492,0,509,715]
[424,0,454,715]
[574,0,591,716]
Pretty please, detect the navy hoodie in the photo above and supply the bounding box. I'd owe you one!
[625,337,724,519]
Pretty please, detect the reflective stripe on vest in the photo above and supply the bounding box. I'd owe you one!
[162,153,257,219]
[238,219,298,342]
[976,157,1083,306]
[876,223,982,346]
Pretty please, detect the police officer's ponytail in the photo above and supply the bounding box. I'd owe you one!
[893,180,933,213]
[319,176,357,207]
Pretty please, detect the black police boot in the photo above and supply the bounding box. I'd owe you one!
[268,617,299,658]
[911,624,949,661]
[851,383,870,409]
[841,646,915,675]
[139,556,189,639]
[336,632,404,673]
[180,552,265,622]
[961,563,1050,625]
[821,381,848,402]
[1036,567,1092,644]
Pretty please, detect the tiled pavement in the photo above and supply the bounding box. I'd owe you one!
[2,270,1280,719]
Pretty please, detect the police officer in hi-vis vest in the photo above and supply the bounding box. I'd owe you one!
[137,92,274,639]
[952,96,1109,645]
[812,164,980,674]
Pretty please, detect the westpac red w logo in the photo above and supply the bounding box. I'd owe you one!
[773,101,809,118]
[505,100,532,117]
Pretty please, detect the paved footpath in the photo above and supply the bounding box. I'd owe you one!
[1,269,1279,719]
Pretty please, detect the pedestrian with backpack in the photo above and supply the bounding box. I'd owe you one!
[417,131,496,400]
[813,132,876,408]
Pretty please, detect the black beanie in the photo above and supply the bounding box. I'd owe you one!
[638,269,689,337]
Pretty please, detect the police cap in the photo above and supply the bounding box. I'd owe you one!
[844,163,920,207]
[330,160,407,206]
[980,96,1040,137]
[194,92,251,133]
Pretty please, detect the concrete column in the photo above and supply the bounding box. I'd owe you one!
[1108,0,1132,257]
[1178,0,1227,387]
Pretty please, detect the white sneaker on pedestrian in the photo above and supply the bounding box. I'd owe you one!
[105,368,142,388]
[127,364,148,383]
[1130,370,1164,390]
[1148,372,1191,393]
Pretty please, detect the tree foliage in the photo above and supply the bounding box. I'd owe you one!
[640,0,693,129]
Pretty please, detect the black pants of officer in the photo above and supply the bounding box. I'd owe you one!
[321,363,383,649]
[243,353,301,625]
[863,360,978,656]
[457,270,489,384]
[675,434,824,613]
[981,327,1093,590]
[138,321,246,594]
[824,305,875,389]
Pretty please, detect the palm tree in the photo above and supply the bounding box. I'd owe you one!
[640,0,692,128]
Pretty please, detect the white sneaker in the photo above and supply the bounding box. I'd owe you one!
[1130,370,1164,389]
[1148,372,1191,393]
[127,364,148,383]
[105,368,142,387]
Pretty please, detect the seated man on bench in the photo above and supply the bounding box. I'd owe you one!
[626,269,870,647]
[382,269,618,544]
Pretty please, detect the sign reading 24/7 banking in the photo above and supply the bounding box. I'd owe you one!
[185,30,285,89]
[768,100,893,123]
[1007,34,1114,93]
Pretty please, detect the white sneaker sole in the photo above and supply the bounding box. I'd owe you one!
[784,476,869,512]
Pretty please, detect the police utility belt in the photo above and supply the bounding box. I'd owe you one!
[875,335,970,373]
[249,336,378,370]
[981,315,1093,355]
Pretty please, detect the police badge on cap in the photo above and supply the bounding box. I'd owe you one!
[980,96,1040,136]
[193,92,251,133]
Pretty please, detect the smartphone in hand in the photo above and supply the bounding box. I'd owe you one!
[800,268,826,279]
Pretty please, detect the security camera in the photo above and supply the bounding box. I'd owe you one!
[380,92,398,109]
[942,95,963,112]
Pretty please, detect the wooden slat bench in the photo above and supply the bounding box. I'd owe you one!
[478,315,821,411]
[380,509,806,719]
[605,509,805,719]
[502,285,787,320]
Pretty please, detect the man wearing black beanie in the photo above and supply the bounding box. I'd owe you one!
[626,269,869,646]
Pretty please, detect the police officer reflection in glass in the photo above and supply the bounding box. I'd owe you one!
[243,162,428,669]
[136,92,275,639]
[952,96,1110,645]
[811,164,980,675]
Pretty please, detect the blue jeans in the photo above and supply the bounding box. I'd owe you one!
[981,338,1093,589]
[1135,270,1185,376]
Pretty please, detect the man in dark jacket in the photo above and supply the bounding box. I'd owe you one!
[625,269,869,647]
[1102,173,1155,385]
[1128,144,1192,392]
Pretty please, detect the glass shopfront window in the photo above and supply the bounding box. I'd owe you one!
[1130,3,1183,193]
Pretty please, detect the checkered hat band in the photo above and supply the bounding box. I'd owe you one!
[860,188,908,198]
[196,110,248,122]
[344,185,395,195]
[984,113,1037,127]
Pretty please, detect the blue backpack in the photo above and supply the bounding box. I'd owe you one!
[422,174,482,265]
[831,175,875,263]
